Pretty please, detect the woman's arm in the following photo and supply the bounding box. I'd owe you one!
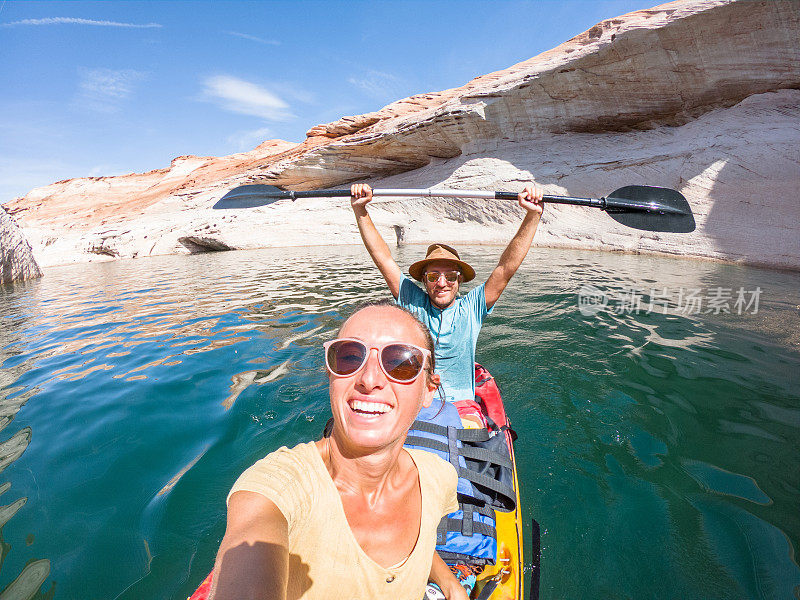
[429,552,469,600]
[209,491,290,600]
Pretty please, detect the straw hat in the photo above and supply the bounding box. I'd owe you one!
[408,243,476,283]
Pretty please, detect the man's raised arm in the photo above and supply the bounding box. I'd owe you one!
[484,185,544,309]
[351,183,403,298]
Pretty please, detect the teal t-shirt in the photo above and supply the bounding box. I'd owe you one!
[397,275,492,402]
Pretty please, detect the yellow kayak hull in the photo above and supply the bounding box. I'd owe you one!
[471,426,523,600]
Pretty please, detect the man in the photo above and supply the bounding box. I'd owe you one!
[350,182,544,404]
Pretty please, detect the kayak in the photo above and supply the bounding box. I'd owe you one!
[447,364,524,600]
[188,364,524,600]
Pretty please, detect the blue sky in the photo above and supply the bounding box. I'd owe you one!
[1,0,655,204]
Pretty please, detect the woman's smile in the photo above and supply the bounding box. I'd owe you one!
[348,398,393,416]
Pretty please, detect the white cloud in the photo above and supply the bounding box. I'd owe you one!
[2,17,162,28]
[348,69,404,100]
[75,68,146,113]
[227,127,274,151]
[225,31,280,45]
[201,75,292,121]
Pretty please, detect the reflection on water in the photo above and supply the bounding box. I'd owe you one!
[0,298,51,600]
[0,382,51,599]
[0,245,797,599]
[223,362,292,410]
[0,558,51,600]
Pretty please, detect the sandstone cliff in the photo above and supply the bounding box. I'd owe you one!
[0,207,42,284]
[4,0,800,270]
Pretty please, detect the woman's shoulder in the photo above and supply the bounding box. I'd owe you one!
[228,441,325,514]
[406,448,459,517]
[249,441,320,472]
[406,447,458,483]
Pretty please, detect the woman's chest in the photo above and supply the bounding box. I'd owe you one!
[339,482,423,567]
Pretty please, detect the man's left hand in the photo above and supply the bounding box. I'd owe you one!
[518,185,544,217]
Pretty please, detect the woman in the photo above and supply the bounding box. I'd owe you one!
[210,302,469,600]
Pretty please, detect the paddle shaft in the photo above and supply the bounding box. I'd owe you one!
[264,187,605,209]
[215,183,694,231]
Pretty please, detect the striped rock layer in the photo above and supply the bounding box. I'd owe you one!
[4,0,799,270]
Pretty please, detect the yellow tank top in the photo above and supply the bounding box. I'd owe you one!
[228,441,458,600]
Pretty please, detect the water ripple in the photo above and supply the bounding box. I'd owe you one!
[0,245,797,599]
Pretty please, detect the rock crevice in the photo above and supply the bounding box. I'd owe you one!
[0,207,43,284]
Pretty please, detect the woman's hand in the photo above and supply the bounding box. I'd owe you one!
[438,579,470,600]
[428,552,469,600]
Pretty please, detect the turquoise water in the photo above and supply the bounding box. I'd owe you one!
[0,245,798,600]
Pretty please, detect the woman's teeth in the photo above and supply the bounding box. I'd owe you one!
[350,400,391,414]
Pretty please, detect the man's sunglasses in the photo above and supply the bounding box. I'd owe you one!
[424,271,460,284]
[323,338,431,383]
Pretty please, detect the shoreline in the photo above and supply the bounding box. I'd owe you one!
[32,240,800,276]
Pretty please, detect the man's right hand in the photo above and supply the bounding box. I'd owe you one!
[518,185,544,218]
[350,183,373,209]
[349,181,401,298]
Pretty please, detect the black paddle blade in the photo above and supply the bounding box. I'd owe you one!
[530,518,541,600]
[604,185,695,233]
[212,184,289,209]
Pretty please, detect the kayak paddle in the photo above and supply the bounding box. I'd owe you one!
[213,184,695,233]
[530,518,541,600]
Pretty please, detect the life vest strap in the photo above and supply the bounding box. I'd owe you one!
[458,444,513,469]
[436,501,498,565]
[436,503,496,541]
[410,420,493,443]
[461,470,516,508]
[405,433,515,503]
[407,419,517,511]
[436,551,496,566]
[438,516,497,541]
[447,425,460,472]
[405,434,508,467]
[475,578,499,600]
